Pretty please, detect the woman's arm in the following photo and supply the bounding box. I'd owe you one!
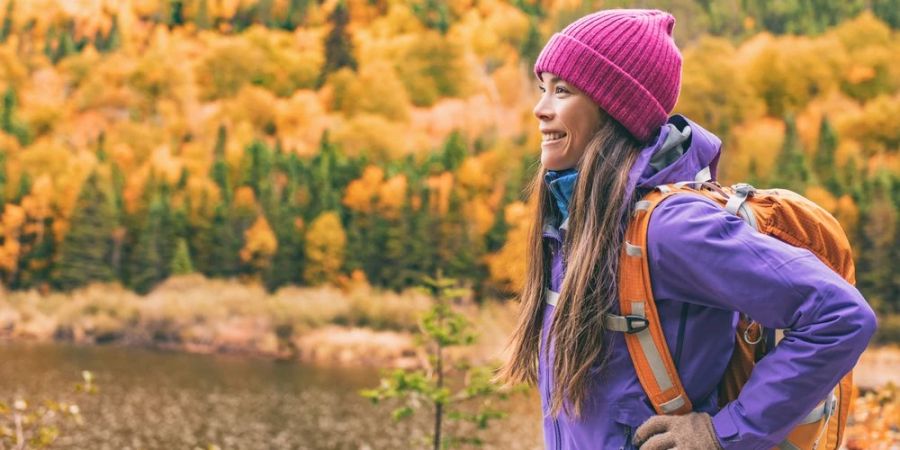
[645,193,877,450]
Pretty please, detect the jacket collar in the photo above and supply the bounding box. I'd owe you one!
[544,168,578,223]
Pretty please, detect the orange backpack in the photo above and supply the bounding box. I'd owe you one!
[611,181,855,450]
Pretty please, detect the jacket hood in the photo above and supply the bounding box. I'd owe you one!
[625,114,722,201]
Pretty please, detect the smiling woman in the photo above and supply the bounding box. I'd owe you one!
[533,73,606,171]
[496,7,876,450]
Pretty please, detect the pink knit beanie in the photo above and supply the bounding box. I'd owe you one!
[534,9,682,143]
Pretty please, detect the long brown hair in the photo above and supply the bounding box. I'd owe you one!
[495,116,644,419]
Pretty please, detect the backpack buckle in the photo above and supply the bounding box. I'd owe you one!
[623,315,650,334]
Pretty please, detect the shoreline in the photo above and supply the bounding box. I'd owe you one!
[1,276,897,390]
[1,327,897,391]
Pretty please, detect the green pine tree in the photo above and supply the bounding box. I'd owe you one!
[2,87,30,146]
[240,140,275,212]
[0,0,14,43]
[0,150,6,207]
[263,211,305,291]
[319,1,357,87]
[211,124,232,205]
[519,19,542,67]
[442,131,467,172]
[128,194,167,294]
[53,28,77,63]
[195,0,211,30]
[54,171,118,291]
[814,116,841,195]
[206,202,240,277]
[772,113,810,192]
[104,14,121,52]
[856,173,897,314]
[170,237,194,275]
[282,0,308,30]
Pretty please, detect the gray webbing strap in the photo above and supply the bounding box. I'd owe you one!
[800,393,837,425]
[634,200,651,212]
[659,395,686,414]
[545,288,559,306]
[777,440,802,450]
[560,217,569,231]
[656,185,671,194]
[625,242,642,257]
[603,314,631,332]
[725,189,750,215]
[695,166,712,183]
[632,302,675,394]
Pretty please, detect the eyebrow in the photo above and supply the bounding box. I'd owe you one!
[540,75,562,85]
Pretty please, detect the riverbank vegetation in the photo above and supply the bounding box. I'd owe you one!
[0,274,524,368]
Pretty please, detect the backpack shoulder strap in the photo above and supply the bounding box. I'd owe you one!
[611,183,697,415]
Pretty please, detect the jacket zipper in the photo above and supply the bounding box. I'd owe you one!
[673,303,690,368]
[544,376,562,450]
[622,425,634,450]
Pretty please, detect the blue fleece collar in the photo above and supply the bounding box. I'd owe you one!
[544,168,578,222]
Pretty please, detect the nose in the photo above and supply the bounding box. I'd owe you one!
[533,93,553,121]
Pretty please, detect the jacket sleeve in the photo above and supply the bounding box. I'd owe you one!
[645,193,877,450]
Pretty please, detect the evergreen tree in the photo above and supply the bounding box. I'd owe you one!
[100,14,121,52]
[211,125,232,205]
[170,237,194,275]
[14,216,55,290]
[771,114,810,192]
[53,27,77,63]
[410,0,450,35]
[520,19,542,67]
[0,150,6,207]
[856,173,897,314]
[195,0,211,30]
[442,131,467,172]
[310,131,341,216]
[319,1,357,87]
[0,0,14,43]
[1,87,30,146]
[263,211,305,291]
[128,194,167,294]
[206,202,241,277]
[240,140,275,213]
[54,171,118,291]
[166,0,185,28]
[282,0,309,30]
[13,171,29,203]
[814,116,841,195]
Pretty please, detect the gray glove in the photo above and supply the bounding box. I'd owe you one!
[633,412,724,450]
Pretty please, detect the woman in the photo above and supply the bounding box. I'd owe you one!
[496,9,877,450]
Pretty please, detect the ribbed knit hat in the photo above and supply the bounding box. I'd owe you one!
[534,9,682,143]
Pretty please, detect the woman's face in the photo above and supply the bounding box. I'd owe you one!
[533,72,605,170]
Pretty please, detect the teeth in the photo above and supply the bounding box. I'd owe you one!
[543,132,566,142]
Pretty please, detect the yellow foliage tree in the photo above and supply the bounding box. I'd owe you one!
[377,173,407,218]
[240,215,278,271]
[676,36,765,135]
[304,211,347,284]
[720,117,784,184]
[486,201,530,293]
[0,203,25,279]
[343,165,384,213]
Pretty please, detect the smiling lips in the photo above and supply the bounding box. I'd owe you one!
[542,131,567,145]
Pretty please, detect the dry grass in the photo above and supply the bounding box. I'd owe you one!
[0,275,430,362]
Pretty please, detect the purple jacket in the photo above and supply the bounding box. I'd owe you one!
[538,115,877,450]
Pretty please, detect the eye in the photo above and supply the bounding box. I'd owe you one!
[539,85,546,93]
[555,86,570,94]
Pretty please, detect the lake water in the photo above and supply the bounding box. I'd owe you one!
[0,341,543,450]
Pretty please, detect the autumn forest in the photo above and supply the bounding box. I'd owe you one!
[0,0,897,333]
